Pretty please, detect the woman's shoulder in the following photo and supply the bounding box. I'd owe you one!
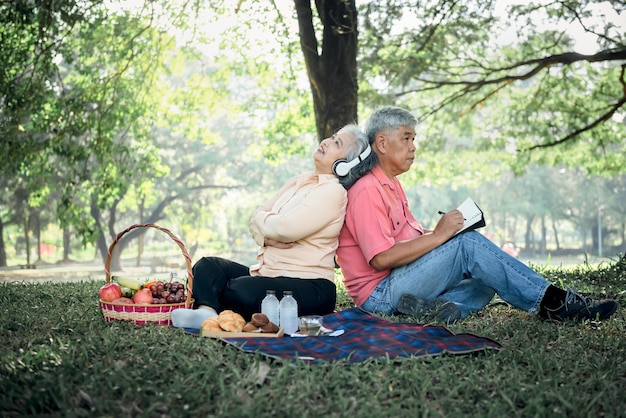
[318,175,347,197]
[315,173,344,186]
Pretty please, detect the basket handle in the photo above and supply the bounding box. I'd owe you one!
[104,223,194,305]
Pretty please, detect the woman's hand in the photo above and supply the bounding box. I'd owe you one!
[264,238,295,249]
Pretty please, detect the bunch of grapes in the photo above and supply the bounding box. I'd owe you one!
[149,281,187,304]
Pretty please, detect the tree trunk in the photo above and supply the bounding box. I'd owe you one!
[137,197,145,267]
[24,215,31,266]
[581,226,589,253]
[35,211,41,262]
[540,215,546,257]
[591,222,599,255]
[0,218,6,267]
[507,215,518,245]
[551,218,560,250]
[524,215,534,252]
[91,198,112,270]
[63,225,71,262]
[104,195,176,271]
[295,0,359,141]
[616,221,626,255]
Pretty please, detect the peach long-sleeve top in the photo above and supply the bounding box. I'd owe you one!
[248,171,347,281]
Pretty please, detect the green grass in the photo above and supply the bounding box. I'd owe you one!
[1,257,626,418]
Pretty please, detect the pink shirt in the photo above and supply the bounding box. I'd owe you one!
[249,172,347,281]
[337,166,424,306]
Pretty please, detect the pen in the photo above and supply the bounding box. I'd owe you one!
[438,210,466,220]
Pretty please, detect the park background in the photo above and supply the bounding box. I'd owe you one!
[1,0,625,275]
[2,2,626,417]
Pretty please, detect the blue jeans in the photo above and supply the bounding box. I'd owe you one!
[361,231,551,318]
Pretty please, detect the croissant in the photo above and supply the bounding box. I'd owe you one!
[201,317,222,334]
[217,309,246,332]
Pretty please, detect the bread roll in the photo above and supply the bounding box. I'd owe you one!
[242,322,261,332]
[217,309,246,332]
[261,321,279,334]
[201,317,221,334]
[250,313,269,327]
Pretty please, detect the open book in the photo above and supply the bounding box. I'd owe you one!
[453,197,486,234]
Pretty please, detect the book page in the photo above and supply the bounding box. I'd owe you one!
[456,197,483,233]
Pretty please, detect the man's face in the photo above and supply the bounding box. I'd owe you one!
[380,125,416,176]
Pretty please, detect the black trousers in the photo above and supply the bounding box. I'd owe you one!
[191,256,337,321]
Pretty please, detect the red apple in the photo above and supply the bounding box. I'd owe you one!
[99,283,123,302]
[112,297,134,304]
[132,288,153,304]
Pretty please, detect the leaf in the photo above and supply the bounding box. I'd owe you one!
[247,361,271,386]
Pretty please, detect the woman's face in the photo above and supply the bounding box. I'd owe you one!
[313,131,358,174]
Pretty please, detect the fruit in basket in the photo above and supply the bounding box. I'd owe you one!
[99,283,123,302]
[143,280,159,289]
[112,297,133,304]
[146,280,188,304]
[113,276,151,291]
[132,288,154,304]
[120,286,135,298]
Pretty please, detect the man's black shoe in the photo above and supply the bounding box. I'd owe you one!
[397,294,461,324]
[544,288,617,321]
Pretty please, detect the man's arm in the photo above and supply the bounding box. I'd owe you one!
[370,210,465,270]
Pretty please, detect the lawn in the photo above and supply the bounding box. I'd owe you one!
[1,256,625,417]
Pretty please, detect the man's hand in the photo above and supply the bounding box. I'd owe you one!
[264,238,295,249]
[433,209,465,239]
[370,210,465,270]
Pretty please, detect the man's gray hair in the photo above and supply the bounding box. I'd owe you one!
[364,106,417,144]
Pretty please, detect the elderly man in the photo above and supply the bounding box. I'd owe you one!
[336,106,617,323]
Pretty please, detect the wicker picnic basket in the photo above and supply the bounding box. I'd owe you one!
[99,223,194,325]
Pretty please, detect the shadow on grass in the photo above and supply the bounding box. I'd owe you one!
[1,256,625,417]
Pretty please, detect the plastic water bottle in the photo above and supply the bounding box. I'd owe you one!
[261,290,280,325]
[279,291,299,334]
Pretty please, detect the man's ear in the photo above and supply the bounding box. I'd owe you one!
[373,133,386,154]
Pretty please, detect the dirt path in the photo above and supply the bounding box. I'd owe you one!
[0,262,104,283]
[0,262,163,283]
[0,254,611,284]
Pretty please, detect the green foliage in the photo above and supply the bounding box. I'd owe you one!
[501,63,626,175]
[0,1,178,245]
[358,0,626,177]
[0,1,63,175]
[256,98,316,163]
[2,0,625,270]
[1,257,625,416]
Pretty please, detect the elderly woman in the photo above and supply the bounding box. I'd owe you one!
[173,124,373,327]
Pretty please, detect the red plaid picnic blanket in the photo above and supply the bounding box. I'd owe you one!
[218,308,501,363]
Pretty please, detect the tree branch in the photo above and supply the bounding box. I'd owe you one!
[522,63,626,150]
[294,0,319,73]
[414,49,626,88]
[401,49,626,144]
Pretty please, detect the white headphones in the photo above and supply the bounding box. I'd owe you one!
[332,144,372,177]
